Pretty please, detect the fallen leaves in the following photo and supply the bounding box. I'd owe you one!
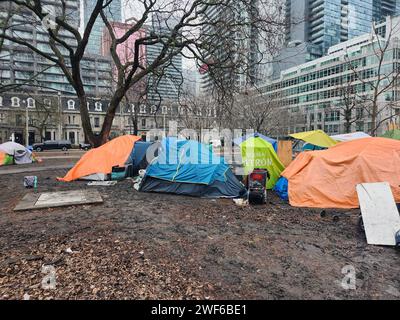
[0,231,210,300]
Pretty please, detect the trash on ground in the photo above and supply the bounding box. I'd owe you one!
[23,176,37,188]
[233,198,249,207]
[87,181,117,186]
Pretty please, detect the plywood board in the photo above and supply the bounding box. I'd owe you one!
[277,140,293,167]
[14,189,103,211]
[356,182,400,246]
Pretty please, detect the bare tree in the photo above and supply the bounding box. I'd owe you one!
[326,79,366,133]
[27,96,60,142]
[346,17,400,136]
[1,0,285,146]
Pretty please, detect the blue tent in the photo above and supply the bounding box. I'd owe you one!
[139,138,246,198]
[302,143,326,151]
[233,133,278,151]
[126,141,156,175]
[273,176,289,201]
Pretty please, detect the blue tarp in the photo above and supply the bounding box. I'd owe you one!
[140,138,246,198]
[233,133,278,152]
[145,138,228,184]
[273,176,289,201]
[302,143,326,151]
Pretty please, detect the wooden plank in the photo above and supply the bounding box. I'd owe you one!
[14,189,103,211]
[356,182,400,246]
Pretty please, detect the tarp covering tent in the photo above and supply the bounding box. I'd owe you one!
[59,135,141,182]
[0,141,35,164]
[240,137,285,189]
[290,130,338,148]
[0,152,14,166]
[139,137,246,198]
[381,129,400,141]
[233,133,278,151]
[273,176,289,201]
[331,132,371,142]
[281,137,400,209]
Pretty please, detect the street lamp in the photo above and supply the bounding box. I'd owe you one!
[25,104,29,147]
[58,91,62,140]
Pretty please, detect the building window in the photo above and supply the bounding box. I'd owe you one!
[0,96,3,106]
[94,117,100,128]
[95,101,102,111]
[16,114,22,125]
[0,113,4,123]
[68,115,76,125]
[27,97,35,108]
[141,118,146,128]
[140,105,146,114]
[150,105,157,114]
[11,97,20,107]
[162,106,168,115]
[67,100,75,110]
[43,98,51,107]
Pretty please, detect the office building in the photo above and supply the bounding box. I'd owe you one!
[275,0,400,76]
[0,0,113,96]
[145,12,183,104]
[255,16,400,136]
[83,0,122,54]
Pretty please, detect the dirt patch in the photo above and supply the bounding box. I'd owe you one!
[0,165,400,299]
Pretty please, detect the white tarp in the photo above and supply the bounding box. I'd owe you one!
[356,182,400,246]
[0,141,33,164]
[331,132,371,142]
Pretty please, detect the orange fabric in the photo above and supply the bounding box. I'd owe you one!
[0,152,5,166]
[59,135,141,182]
[281,137,400,209]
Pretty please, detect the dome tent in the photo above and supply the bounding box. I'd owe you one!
[233,132,278,152]
[0,141,35,165]
[139,137,246,198]
[240,136,285,189]
[59,135,143,182]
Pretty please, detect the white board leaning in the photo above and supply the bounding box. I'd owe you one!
[356,182,400,246]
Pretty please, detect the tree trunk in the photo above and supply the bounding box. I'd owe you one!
[371,100,378,137]
[345,121,351,133]
[96,92,125,146]
[133,116,138,136]
[77,95,97,146]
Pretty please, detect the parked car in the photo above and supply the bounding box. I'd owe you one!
[33,140,72,152]
[79,143,92,151]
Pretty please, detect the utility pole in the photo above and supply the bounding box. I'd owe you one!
[58,91,62,140]
[25,106,29,147]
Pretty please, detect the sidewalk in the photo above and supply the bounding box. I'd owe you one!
[0,164,73,175]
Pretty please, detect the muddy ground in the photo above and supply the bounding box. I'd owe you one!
[0,163,399,300]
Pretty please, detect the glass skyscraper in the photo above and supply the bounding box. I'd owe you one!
[83,0,122,54]
[286,0,400,54]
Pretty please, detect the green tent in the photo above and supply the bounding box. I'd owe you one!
[240,137,285,189]
[381,129,400,140]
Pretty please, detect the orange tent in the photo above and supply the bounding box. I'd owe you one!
[59,135,141,182]
[281,137,400,209]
